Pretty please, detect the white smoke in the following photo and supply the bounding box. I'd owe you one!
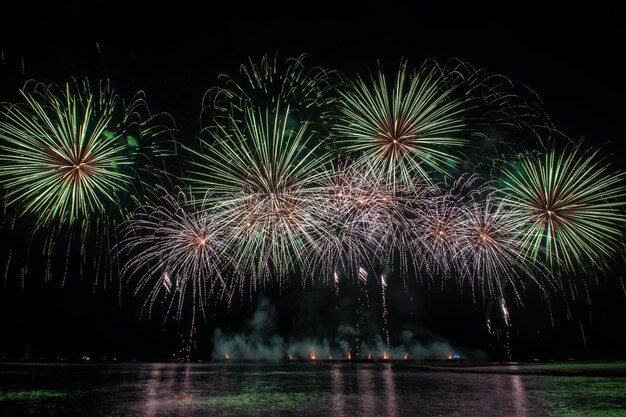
[212,297,484,361]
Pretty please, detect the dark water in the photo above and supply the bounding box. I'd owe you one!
[1,362,625,416]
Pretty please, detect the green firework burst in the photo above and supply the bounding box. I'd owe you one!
[188,102,329,285]
[0,78,171,284]
[499,144,625,274]
[333,60,469,188]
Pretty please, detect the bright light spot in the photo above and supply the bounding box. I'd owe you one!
[358,267,368,282]
[163,273,172,292]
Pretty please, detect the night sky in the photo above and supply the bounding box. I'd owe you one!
[0,8,625,362]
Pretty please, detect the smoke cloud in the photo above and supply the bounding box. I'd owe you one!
[212,296,485,361]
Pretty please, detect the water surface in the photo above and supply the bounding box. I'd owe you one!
[1,362,624,416]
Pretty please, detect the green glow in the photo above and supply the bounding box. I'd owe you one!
[197,391,327,414]
[531,375,626,417]
[527,362,626,371]
[0,390,69,401]
[102,129,115,140]
[126,135,139,147]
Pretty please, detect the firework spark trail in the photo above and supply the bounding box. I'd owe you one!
[381,273,390,351]
[354,266,370,358]
[120,188,231,325]
[448,59,555,142]
[308,163,398,282]
[499,144,626,283]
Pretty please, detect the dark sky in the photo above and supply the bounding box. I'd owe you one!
[0,9,625,362]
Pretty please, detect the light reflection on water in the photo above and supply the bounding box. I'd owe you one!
[0,362,624,416]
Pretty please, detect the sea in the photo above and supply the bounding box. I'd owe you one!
[1,361,625,416]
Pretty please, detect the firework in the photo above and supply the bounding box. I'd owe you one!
[333,60,469,188]
[0,78,171,284]
[499,144,625,277]
[121,188,230,322]
[456,194,551,303]
[308,162,419,283]
[450,59,553,140]
[188,103,329,285]
[204,53,336,132]
[0,53,620,336]
[408,175,483,282]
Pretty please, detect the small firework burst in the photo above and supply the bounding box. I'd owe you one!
[457,194,551,303]
[409,175,483,281]
[121,188,230,322]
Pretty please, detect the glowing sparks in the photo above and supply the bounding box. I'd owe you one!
[334,60,468,187]
[1,54,623,336]
[0,79,138,225]
[205,53,335,129]
[358,267,368,283]
[499,145,625,275]
[0,77,170,284]
[121,188,230,321]
[188,102,329,284]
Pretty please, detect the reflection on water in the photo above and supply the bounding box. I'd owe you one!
[511,375,529,417]
[0,362,624,416]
